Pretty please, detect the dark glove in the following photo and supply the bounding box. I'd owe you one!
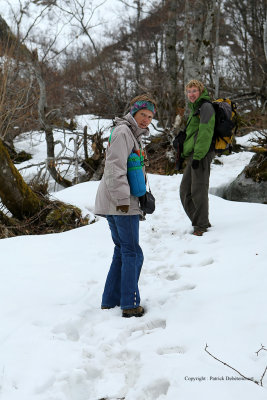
[176,157,185,171]
[192,159,200,169]
[116,205,129,213]
[172,130,186,151]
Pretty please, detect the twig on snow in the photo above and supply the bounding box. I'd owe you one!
[204,344,266,386]
[256,345,267,356]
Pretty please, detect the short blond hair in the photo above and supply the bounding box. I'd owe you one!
[185,79,205,94]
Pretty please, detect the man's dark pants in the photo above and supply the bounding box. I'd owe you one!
[180,151,215,232]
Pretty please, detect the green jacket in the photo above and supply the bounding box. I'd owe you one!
[182,88,215,160]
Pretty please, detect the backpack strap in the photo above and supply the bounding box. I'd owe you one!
[193,99,213,116]
[108,127,115,145]
[108,126,145,165]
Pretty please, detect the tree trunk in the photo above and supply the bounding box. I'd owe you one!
[0,138,42,219]
[214,2,220,98]
[134,0,141,93]
[165,0,178,126]
[184,0,216,84]
[264,10,267,62]
[32,59,72,188]
[1,13,72,188]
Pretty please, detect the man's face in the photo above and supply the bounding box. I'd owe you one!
[186,86,201,103]
[134,109,154,129]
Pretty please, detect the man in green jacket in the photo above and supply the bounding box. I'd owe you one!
[180,79,215,236]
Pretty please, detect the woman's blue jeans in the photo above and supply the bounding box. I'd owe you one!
[101,215,144,310]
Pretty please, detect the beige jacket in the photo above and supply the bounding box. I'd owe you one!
[94,113,149,216]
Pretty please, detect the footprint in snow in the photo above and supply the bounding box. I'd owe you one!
[143,378,170,399]
[144,266,180,281]
[129,318,166,334]
[207,238,219,244]
[170,284,196,293]
[184,249,198,254]
[157,345,186,355]
[178,263,192,268]
[198,257,214,267]
[52,321,80,341]
[163,271,181,281]
[116,349,140,362]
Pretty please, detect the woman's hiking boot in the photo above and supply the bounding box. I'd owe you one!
[122,306,144,318]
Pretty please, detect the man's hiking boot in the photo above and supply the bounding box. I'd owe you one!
[122,306,144,318]
[101,306,113,309]
[193,230,204,236]
[192,225,211,236]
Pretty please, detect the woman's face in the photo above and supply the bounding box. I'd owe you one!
[186,86,201,103]
[134,109,154,129]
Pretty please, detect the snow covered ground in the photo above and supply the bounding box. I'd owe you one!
[0,129,267,400]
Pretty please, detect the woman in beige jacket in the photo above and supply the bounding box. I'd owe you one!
[94,94,156,318]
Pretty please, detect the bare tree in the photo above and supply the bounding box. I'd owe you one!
[0,14,87,233]
[52,0,118,117]
[223,0,267,104]
[0,45,36,147]
[119,0,144,94]
[31,54,72,187]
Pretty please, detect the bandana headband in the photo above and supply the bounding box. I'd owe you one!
[130,100,156,116]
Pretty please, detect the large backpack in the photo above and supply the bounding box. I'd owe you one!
[199,98,238,153]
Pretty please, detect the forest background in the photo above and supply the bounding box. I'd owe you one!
[0,0,266,235]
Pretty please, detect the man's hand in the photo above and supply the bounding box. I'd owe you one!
[192,159,200,169]
[116,205,129,213]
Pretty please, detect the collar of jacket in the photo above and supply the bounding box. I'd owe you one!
[114,112,150,139]
[189,88,211,113]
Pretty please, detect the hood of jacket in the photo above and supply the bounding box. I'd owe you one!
[114,112,150,140]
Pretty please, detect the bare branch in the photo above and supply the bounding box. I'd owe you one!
[256,345,267,356]
[204,344,261,386]
[119,0,138,10]
[260,366,267,387]
[21,4,51,44]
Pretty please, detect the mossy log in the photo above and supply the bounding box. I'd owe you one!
[45,203,89,231]
[0,138,43,219]
[0,200,89,238]
[0,138,88,237]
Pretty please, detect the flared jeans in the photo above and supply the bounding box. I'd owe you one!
[101,215,144,310]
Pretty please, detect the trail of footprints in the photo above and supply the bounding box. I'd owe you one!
[48,314,179,400]
[44,222,216,399]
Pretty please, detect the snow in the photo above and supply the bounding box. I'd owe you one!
[13,115,159,192]
[236,131,265,148]
[1,125,267,399]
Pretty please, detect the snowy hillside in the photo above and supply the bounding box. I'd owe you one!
[0,125,267,399]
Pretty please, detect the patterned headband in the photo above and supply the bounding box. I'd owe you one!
[130,100,156,116]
